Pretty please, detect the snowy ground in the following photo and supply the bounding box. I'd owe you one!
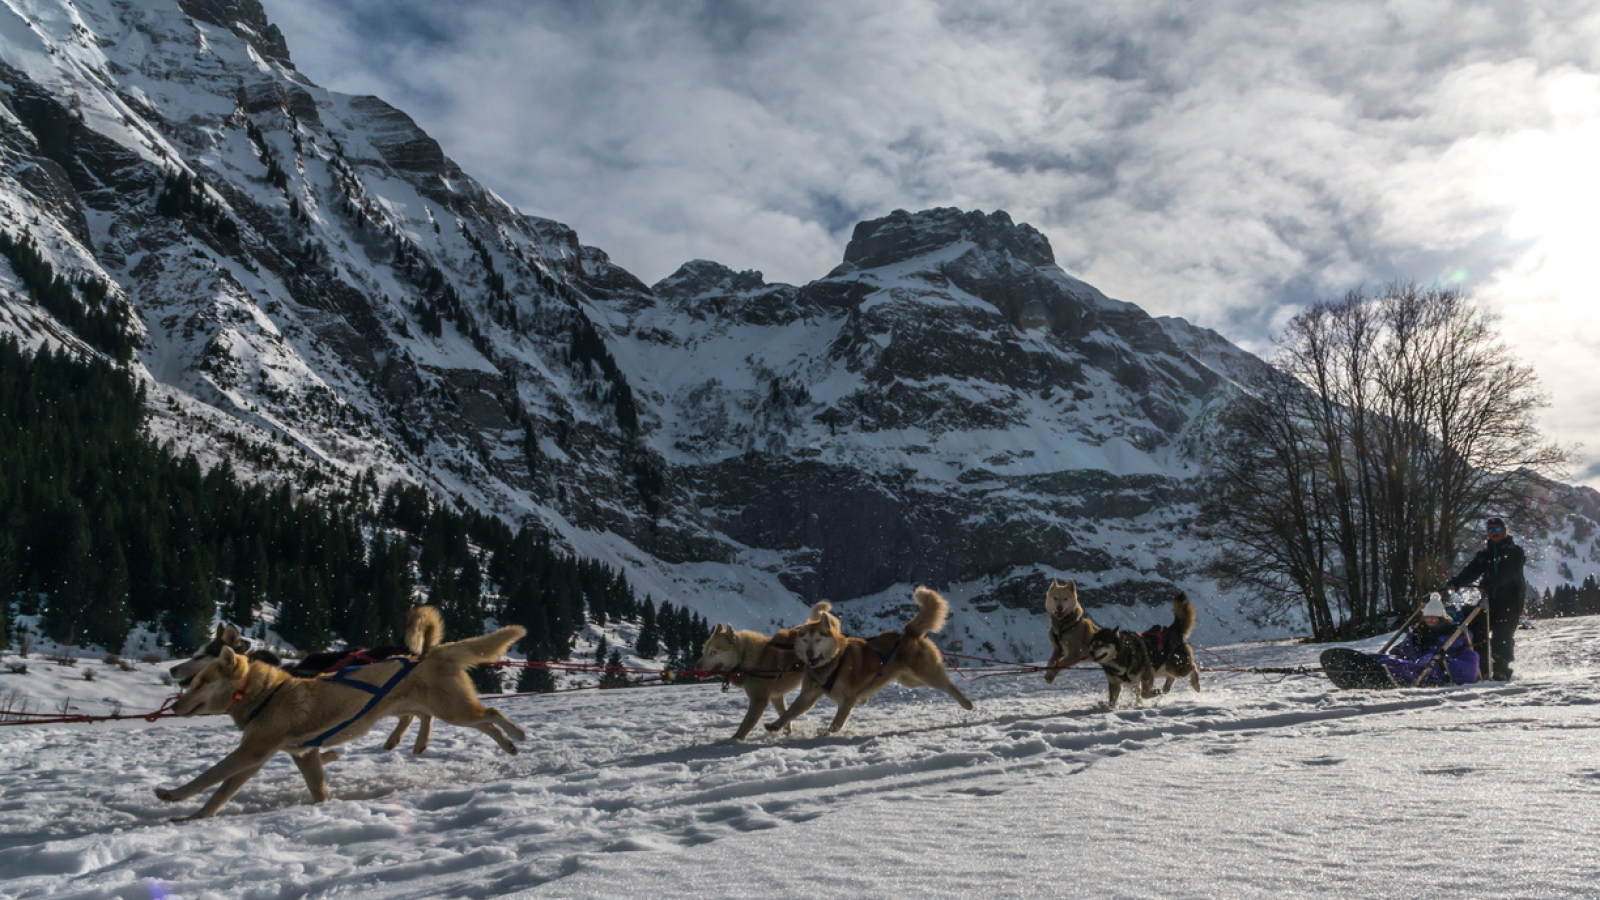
[2,618,1599,900]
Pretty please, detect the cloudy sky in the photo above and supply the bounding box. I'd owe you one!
[262,0,1600,487]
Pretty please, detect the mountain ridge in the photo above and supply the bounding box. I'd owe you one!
[3,0,1598,656]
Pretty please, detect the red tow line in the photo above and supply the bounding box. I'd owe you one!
[0,694,182,727]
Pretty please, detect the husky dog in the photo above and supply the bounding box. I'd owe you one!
[1042,578,1100,683]
[765,587,974,735]
[697,623,807,740]
[169,606,445,753]
[154,625,526,820]
[1084,593,1202,708]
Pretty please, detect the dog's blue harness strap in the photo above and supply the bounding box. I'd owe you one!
[301,659,419,748]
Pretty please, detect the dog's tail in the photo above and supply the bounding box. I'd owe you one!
[807,601,841,630]
[1170,592,1197,639]
[427,625,526,669]
[906,587,951,639]
[405,605,445,656]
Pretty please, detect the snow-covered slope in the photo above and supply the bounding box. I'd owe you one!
[4,0,1598,653]
[1,615,1597,898]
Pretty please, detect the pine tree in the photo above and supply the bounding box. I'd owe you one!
[86,517,132,651]
[469,664,502,696]
[599,650,629,688]
[165,547,217,654]
[228,533,268,627]
[516,665,554,695]
[277,567,331,653]
[1578,575,1600,617]
[0,529,13,649]
[38,498,94,646]
[635,597,660,659]
[368,534,415,645]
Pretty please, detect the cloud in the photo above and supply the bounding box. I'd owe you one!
[261,0,1600,484]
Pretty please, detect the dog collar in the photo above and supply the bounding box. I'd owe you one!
[242,680,287,725]
[228,668,252,710]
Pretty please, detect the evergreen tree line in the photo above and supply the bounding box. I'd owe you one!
[0,230,136,362]
[0,338,709,682]
[153,171,245,249]
[1531,576,1600,618]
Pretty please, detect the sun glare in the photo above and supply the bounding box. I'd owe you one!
[1496,122,1600,290]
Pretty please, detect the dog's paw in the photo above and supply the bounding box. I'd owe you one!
[764,722,783,732]
[155,788,179,803]
[1043,670,1058,684]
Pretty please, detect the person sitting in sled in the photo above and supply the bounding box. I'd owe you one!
[1367,594,1480,687]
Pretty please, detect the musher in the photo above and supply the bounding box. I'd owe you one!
[1447,516,1527,681]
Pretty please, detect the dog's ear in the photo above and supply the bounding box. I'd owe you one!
[218,645,238,666]
[220,624,242,644]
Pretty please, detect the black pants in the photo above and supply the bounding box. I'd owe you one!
[1468,591,1524,679]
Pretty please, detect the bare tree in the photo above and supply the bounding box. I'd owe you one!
[1203,283,1569,638]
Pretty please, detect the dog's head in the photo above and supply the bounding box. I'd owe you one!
[1045,579,1082,621]
[697,624,741,673]
[169,624,253,687]
[1085,628,1126,666]
[793,602,844,669]
[171,645,251,717]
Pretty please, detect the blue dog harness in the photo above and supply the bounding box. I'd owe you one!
[299,659,420,748]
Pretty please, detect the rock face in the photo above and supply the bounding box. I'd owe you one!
[615,203,1241,619]
[3,0,1596,650]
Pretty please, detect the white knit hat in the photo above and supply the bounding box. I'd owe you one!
[1420,593,1449,619]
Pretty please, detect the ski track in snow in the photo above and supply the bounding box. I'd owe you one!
[1,621,1599,899]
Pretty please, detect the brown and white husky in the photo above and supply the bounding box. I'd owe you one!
[1042,578,1100,683]
[765,587,974,735]
[154,625,526,820]
[697,623,807,740]
[168,605,446,753]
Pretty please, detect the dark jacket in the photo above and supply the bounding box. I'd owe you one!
[1448,537,1527,606]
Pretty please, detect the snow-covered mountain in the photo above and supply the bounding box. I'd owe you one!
[3,0,1597,653]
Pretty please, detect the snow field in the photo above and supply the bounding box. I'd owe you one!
[1,618,1598,898]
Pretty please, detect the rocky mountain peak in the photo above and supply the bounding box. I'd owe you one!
[649,260,810,325]
[177,0,292,64]
[840,207,1055,271]
[653,260,768,298]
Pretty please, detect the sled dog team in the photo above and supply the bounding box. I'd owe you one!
[159,581,1199,819]
[697,580,1200,741]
